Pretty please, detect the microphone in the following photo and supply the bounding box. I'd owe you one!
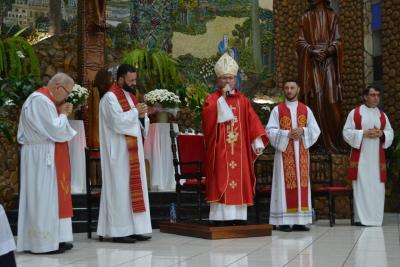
[223,84,232,97]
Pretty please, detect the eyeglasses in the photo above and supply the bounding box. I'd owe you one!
[58,86,71,96]
[367,93,380,97]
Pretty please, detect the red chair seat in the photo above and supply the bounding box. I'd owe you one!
[315,186,352,192]
[183,178,206,186]
[257,187,271,193]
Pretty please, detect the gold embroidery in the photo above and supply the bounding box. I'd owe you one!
[226,125,239,155]
[229,180,237,189]
[299,140,309,188]
[61,173,70,197]
[298,115,307,127]
[280,116,291,129]
[349,161,358,168]
[229,160,237,169]
[284,143,297,189]
[233,116,238,124]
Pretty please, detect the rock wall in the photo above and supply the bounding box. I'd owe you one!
[381,0,400,130]
[273,0,308,90]
[339,0,365,117]
[33,34,79,85]
[0,108,20,208]
[381,0,400,212]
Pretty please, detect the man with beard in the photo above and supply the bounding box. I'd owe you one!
[97,64,152,243]
[266,81,320,232]
[201,53,269,226]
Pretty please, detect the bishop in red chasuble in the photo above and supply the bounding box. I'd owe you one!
[202,53,268,224]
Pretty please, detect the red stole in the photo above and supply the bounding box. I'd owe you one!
[347,106,387,183]
[108,84,146,213]
[201,89,268,205]
[36,87,73,218]
[278,102,309,212]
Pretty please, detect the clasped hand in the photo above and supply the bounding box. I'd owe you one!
[136,103,148,118]
[289,127,304,140]
[363,127,383,139]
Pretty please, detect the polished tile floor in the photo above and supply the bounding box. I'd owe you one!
[15,214,400,267]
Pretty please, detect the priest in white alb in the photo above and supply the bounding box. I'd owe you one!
[97,64,152,243]
[17,73,76,253]
[201,53,269,226]
[266,81,320,232]
[343,85,393,226]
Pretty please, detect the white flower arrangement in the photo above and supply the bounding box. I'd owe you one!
[66,84,89,108]
[144,89,181,108]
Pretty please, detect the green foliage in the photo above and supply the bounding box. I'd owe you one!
[0,36,40,79]
[0,74,42,108]
[182,82,210,130]
[110,23,132,50]
[123,48,182,92]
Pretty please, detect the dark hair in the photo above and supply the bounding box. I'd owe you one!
[94,68,113,98]
[284,80,299,86]
[363,85,381,96]
[307,0,332,10]
[117,64,136,80]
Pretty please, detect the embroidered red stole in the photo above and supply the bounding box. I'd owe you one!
[278,102,309,212]
[36,87,73,218]
[347,106,387,183]
[108,84,146,212]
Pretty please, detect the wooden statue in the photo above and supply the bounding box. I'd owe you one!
[297,0,347,153]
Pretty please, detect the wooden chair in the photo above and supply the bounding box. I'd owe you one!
[85,147,102,239]
[310,152,354,227]
[254,151,274,223]
[170,124,207,221]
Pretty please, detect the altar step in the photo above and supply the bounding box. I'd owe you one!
[5,192,270,235]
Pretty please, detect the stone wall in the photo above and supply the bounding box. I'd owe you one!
[0,108,20,209]
[33,34,79,85]
[381,0,400,130]
[339,0,365,117]
[381,0,400,212]
[273,0,308,90]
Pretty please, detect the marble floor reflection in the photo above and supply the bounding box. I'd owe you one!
[15,213,400,267]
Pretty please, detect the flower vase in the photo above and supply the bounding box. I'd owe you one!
[156,111,169,123]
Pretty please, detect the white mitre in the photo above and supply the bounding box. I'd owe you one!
[214,53,239,77]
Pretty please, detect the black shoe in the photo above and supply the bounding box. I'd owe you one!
[130,234,151,241]
[232,220,247,226]
[292,225,310,231]
[353,222,365,226]
[31,248,66,255]
[59,242,73,250]
[112,237,136,243]
[277,225,292,232]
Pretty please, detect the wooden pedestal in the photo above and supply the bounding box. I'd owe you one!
[159,221,273,240]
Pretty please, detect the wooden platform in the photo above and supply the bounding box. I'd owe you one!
[159,221,273,240]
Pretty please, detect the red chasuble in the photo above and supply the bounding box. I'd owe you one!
[201,89,268,205]
[278,102,309,212]
[347,106,387,183]
[36,87,73,218]
[108,84,146,212]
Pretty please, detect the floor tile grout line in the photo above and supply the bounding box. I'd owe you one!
[340,227,365,267]
[223,239,275,267]
[166,237,240,267]
[112,252,154,267]
[282,226,333,267]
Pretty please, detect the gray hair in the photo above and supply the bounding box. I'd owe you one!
[48,73,74,87]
